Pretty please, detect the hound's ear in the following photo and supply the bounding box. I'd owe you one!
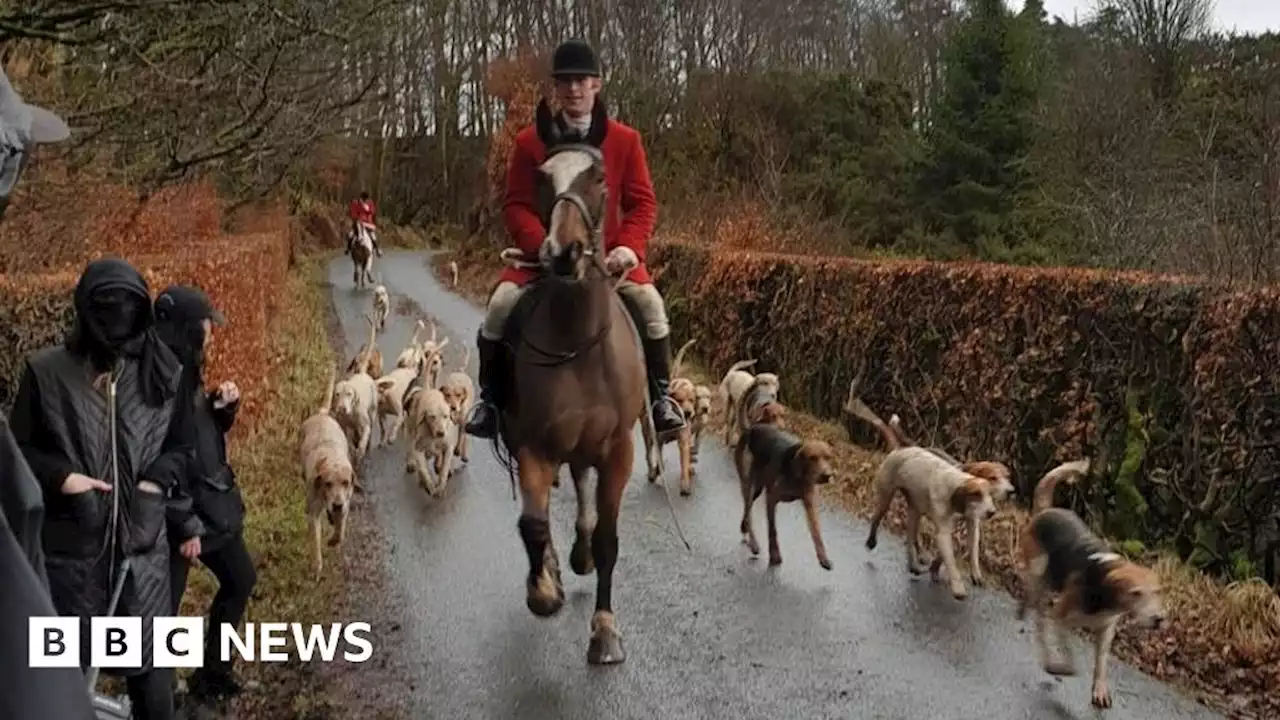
[535,98,561,148]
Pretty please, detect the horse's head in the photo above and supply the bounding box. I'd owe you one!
[534,98,609,282]
[355,222,374,247]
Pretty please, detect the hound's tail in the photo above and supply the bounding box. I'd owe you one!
[719,358,757,389]
[845,396,900,450]
[1032,460,1091,514]
[886,414,918,448]
[673,338,696,378]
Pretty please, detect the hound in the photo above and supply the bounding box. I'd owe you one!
[405,384,458,496]
[395,320,428,370]
[734,422,837,569]
[299,367,356,580]
[1019,460,1165,709]
[417,321,450,387]
[333,350,378,467]
[372,284,390,331]
[860,403,1000,599]
[717,358,759,445]
[639,338,699,494]
[690,383,714,461]
[732,371,783,443]
[347,313,383,379]
[373,363,419,447]
[845,385,1015,588]
[439,346,475,462]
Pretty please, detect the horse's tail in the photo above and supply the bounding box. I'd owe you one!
[672,338,696,378]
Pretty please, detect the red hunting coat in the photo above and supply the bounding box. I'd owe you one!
[349,198,376,226]
[501,118,658,286]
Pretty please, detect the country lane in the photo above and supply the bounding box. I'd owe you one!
[323,250,1221,720]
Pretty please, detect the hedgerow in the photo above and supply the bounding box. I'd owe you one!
[650,241,1280,585]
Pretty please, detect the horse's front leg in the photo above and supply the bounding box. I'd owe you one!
[569,464,596,576]
[588,433,633,665]
[516,448,564,618]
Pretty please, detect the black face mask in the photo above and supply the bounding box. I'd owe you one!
[86,288,144,348]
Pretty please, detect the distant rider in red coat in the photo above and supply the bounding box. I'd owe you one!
[345,191,382,257]
[464,38,686,440]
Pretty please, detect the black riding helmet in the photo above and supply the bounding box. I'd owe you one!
[551,39,601,78]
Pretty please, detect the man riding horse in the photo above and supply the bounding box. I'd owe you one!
[466,39,686,441]
[345,190,383,257]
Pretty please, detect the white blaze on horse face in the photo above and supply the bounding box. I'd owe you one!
[540,150,596,255]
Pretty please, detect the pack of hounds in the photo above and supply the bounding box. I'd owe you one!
[298,281,1166,712]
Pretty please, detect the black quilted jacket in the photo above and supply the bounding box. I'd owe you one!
[7,263,190,676]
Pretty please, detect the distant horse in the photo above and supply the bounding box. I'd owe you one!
[492,98,648,665]
[350,222,375,289]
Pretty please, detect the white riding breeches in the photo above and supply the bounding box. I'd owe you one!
[480,280,671,342]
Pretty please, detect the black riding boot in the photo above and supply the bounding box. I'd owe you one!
[372,235,383,257]
[465,332,504,439]
[642,336,687,435]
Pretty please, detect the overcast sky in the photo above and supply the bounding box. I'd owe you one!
[1015,1,1279,35]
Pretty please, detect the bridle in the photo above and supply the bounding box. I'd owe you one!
[545,142,607,262]
[521,143,614,367]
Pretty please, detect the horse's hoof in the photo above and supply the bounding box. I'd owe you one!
[569,538,595,576]
[526,587,565,618]
[679,487,691,497]
[587,629,626,665]
[647,472,660,484]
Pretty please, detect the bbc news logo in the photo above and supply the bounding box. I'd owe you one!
[29,618,373,668]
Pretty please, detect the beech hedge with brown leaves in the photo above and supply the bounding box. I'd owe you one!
[650,241,1280,584]
[0,186,289,431]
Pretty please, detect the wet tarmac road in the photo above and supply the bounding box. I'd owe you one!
[326,251,1221,720]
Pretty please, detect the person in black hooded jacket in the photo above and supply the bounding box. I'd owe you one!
[8,255,199,720]
[154,284,258,702]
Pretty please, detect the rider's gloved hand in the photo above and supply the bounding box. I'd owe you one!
[605,247,638,275]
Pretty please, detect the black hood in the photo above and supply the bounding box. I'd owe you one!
[66,257,179,407]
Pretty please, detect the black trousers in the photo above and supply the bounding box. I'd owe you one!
[169,533,257,675]
[125,667,175,720]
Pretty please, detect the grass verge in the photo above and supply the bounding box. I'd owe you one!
[430,242,1280,720]
[177,250,343,719]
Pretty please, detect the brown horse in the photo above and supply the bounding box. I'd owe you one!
[493,99,647,665]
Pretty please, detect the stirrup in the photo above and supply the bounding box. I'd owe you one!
[651,396,686,435]
[464,401,498,434]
